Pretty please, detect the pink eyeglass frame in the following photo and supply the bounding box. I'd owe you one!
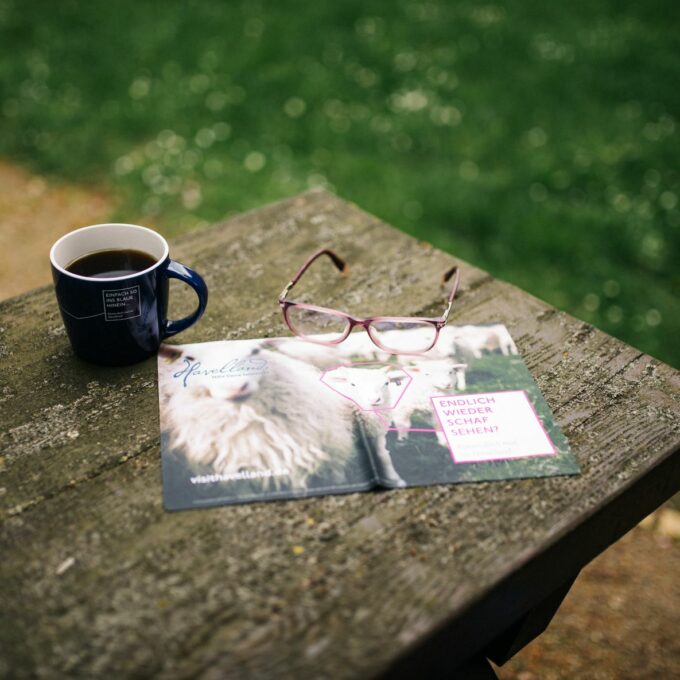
[278,248,461,354]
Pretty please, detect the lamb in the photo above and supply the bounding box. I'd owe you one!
[321,363,408,411]
[158,342,406,489]
[388,358,468,445]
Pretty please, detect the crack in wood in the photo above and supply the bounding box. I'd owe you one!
[1,440,159,524]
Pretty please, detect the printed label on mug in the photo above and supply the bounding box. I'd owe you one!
[103,286,141,321]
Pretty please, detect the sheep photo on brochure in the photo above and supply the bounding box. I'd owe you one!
[157,324,580,511]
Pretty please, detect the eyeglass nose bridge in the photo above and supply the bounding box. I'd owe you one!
[348,317,397,351]
[338,316,383,347]
[344,315,374,334]
[355,317,372,331]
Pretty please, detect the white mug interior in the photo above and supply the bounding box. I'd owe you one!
[50,223,169,281]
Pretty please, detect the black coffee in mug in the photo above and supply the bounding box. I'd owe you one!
[66,249,158,278]
[50,223,208,366]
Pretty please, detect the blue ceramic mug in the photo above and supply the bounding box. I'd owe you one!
[50,223,208,366]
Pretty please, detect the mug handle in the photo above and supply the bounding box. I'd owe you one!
[162,260,209,338]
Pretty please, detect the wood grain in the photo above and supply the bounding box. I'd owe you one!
[1,189,679,679]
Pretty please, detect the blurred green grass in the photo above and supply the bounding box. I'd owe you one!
[0,0,678,366]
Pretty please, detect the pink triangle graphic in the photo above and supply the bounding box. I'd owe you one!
[319,362,413,412]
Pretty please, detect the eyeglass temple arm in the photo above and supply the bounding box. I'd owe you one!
[440,265,461,321]
[279,248,348,300]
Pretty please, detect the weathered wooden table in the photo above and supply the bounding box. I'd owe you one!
[1,190,679,679]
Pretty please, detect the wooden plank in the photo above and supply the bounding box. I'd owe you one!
[1,189,679,679]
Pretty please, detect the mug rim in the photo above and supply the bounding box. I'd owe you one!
[50,223,170,283]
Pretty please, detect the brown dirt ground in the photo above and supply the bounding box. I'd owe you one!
[0,160,112,299]
[496,507,680,679]
[1,160,678,679]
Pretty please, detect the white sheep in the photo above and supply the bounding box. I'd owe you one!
[158,342,406,490]
[268,333,390,367]
[388,358,468,446]
[440,324,517,359]
[321,363,407,410]
[488,323,518,355]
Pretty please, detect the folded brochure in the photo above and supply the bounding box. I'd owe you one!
[158,324,580,510]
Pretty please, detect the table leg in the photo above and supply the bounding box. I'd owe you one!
[484,572,580,666]
[411,655,498,679]
[453,656,499,679]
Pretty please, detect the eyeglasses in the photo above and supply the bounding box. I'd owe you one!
[278,248,461,355]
